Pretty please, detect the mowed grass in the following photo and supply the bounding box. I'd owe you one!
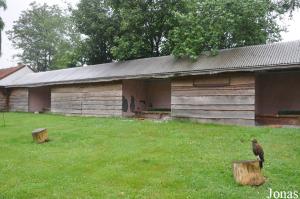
[0,113,299,199]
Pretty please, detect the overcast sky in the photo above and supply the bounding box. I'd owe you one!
[0,0,299,68]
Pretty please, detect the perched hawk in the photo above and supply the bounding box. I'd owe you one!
[252,139,264,169]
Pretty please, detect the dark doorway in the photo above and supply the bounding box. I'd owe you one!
[256,71,300,125]
[28,87,51,112]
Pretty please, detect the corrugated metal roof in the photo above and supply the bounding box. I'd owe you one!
[1,40,300,87]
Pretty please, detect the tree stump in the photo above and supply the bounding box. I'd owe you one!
[32,128,49,143]
[232,160,265,186]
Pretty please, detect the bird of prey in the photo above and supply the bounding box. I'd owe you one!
[252,139,264,169]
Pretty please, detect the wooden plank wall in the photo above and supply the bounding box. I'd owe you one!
[9,88,29,112]
[171,73,255,125]
[0,89,7,111]
[51,82,122,117]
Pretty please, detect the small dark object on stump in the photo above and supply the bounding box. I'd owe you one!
[233,160,265,186]
[32,128,49,144]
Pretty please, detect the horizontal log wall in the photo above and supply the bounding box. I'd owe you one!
[51,83,122,117]
[171,73,255,125]
[9,88,29,112]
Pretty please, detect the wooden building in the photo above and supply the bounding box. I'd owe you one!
[0,41,300,126]
[0,65,34,111]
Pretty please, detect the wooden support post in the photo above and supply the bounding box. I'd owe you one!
[32,128,49,144]
[232,160,265,186]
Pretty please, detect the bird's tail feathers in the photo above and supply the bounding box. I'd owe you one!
[259,160,263,168]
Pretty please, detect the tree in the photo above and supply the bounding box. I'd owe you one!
[73,0,300,64]
[7,2,80,71]
[72,0,119,65]
[169,0,300,59]
[72,0,187,63]
[0,0,7,55]
[51,16,84,69]
[110,0,187,60]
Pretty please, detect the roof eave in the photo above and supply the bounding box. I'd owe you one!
[3,63,300,88]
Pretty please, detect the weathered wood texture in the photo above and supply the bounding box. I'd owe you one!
[9,88,29,112]
[51,83,122,116]
[32,128,49,144]
[171,73,255,125]
[233,160,265,186]
[0,89,7,111]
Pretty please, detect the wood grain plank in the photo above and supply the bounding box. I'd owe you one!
[230,75,255,86]
[171,109,254,119]
[171,84,255,91]
[9,88,28,112]
[193,76,230,87]
[51,82,122,116]
[52,96,121,101]
[171,73,255,125]
[51,100,121,106]
[172,89,255,96]
[175,117,255,126]
[171,96,255,105]
[171,104,254,111]
[52,83,122,93]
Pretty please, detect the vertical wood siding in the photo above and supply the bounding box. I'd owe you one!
[0,89,7,111]
[171,73,255,125]
[51,83,122,117]
[9,88,29,112]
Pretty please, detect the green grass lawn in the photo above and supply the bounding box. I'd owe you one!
[0,113,299,199]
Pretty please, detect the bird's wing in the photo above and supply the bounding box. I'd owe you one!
[257,144,264,161]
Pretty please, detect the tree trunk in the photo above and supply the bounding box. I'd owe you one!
[232,160,265,186]
[32,128,49,144]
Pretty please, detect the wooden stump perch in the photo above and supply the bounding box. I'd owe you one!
[233,160,265,186]
[32,128,49,143]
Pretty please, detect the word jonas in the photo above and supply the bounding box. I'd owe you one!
[268,188,299,199]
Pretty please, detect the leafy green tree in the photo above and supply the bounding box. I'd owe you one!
[73,0,300,63]
[0,0,7,55]
[72,0,119,64]
[110,0,187,60]
[169,0,300,59]
[72,0,187,63]
[51,16,84,69]
[7,2,80,71]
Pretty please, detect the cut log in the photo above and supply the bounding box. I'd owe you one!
[232,160,265,186]
[32,128,49,144]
